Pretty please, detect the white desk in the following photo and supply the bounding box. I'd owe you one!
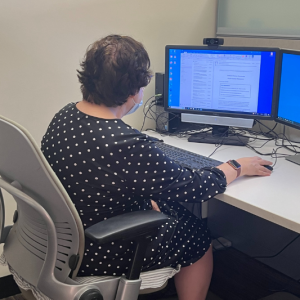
[146,131,300,234]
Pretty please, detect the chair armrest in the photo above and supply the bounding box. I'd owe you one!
[85,210,168,245]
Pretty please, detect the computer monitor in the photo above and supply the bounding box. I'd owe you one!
[276,49,300,165]
[164,45,279,145]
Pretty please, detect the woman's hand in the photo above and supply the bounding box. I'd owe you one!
[217,156,273,185]
[236,157,273,177]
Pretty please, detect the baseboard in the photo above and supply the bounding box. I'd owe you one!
[0,275,20,299]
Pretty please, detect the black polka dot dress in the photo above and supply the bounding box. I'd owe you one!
[41,103,227,277]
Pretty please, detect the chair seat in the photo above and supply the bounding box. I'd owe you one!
[75,265,181,290]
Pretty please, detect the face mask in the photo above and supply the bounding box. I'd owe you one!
[126,98,143,115]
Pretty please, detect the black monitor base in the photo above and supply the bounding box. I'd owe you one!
[188,134,249,146]
[188,126,249,146]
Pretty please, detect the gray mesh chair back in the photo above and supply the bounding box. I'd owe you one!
[0,115,120,299]
[0,189,6,243]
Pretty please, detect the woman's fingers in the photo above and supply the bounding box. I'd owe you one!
[258,165,272,175]
[259,159,273,166]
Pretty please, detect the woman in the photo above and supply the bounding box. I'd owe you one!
[41,35,272,300]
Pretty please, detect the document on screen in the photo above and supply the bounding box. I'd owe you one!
[179,52,261,113]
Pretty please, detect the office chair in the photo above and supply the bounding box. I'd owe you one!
[0,115,180,300]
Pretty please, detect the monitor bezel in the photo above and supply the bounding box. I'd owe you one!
[275,49,300,130]
[164,45,280,121]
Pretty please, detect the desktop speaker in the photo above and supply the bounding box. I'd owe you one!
[155,72,182,132]
[155,72,164,106]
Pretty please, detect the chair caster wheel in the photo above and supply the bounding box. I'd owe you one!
[79,289,103,300]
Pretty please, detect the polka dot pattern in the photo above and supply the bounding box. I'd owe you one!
[41,103,227,276]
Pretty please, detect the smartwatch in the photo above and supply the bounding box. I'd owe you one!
[226,160,241,178]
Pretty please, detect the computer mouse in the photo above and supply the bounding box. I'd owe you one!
[263,165,273,171]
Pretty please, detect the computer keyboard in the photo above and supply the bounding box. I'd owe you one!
[155,142,223,171]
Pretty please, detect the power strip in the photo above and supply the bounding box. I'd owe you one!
[212,237,232,251]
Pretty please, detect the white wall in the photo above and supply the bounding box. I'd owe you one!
[0,0,218,278]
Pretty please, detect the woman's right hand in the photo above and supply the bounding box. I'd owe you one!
[217,156,273,185]
[236,156,272,177]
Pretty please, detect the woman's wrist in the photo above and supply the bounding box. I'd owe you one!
[217,162,240,185]
[236,158,246,176]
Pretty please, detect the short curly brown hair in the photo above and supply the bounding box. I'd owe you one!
[77,35,152,107]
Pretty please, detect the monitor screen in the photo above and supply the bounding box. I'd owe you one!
[277,51,300,130]
[164,46,279,120]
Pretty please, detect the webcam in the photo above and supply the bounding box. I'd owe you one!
[203,38,224,46]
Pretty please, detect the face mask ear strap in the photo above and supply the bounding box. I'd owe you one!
[125,97,143,116]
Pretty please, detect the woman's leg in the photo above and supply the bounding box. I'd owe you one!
[174,245,213,300]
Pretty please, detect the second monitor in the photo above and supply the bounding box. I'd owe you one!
[276,49,300,165]
[164,45,280,145]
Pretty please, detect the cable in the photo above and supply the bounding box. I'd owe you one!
[251,234,300,259]
[140,95,161,132]
[230,121,300,161]
[205,127,232,158]
[141,101,156,131]
[281,126,300,154]
[271,147,279,167]
[255,120,280,139]
[142,100,300,161]
[208,144,223,158]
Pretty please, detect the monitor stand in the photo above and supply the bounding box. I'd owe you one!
[285,155,300,165]
[188,125,249,146]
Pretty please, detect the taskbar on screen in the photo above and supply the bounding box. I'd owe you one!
[168,106,271,117]
[277,117,300,128]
